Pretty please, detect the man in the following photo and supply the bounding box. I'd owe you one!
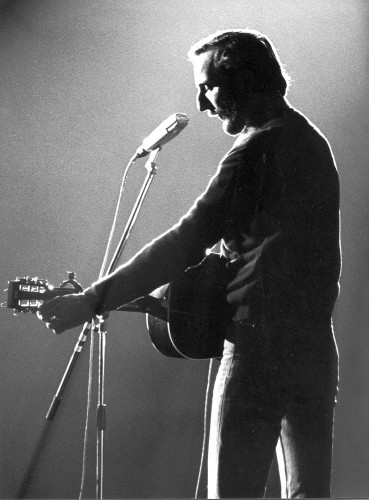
[38,29,341,498]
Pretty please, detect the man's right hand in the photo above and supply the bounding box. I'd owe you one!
[37,293,96,334]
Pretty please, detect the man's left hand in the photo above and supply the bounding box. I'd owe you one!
[37,293,95,334]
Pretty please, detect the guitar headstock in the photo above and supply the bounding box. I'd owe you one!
[6,277,54,313]
[3,272,83,314]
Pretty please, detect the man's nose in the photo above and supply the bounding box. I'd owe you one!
[197,91,213,112]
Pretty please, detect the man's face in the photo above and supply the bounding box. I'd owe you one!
[193,51,248,136]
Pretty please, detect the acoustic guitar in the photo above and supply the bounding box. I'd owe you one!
[4,254,232,359]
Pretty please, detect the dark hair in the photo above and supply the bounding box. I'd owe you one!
[188,29,291,96]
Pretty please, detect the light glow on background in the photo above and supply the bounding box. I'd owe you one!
[0,0,368,497]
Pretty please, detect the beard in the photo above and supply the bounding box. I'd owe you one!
[219,97,246,136]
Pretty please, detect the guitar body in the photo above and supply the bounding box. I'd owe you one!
[146,253,233,360]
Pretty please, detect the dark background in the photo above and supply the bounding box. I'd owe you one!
[0,0,368,498]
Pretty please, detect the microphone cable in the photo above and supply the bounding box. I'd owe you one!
[78,153,138,499]
[195,358,215,499]
[98,153,139,280]
[78,323,95,500]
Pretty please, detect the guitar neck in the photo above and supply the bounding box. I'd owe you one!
[6,276,168,320]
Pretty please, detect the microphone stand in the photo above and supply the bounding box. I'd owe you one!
[95,147,161,499]
[45,148,161,499]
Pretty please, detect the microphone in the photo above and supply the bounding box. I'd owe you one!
[134,112,189,159]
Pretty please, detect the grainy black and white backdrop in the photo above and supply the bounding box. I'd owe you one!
[0,0,368,498]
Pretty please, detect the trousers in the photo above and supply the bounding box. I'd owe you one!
[207,321,339,498]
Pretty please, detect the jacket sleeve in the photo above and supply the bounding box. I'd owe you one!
[85,148,242,312]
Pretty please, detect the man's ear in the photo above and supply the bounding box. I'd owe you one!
[237,69,257,93]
